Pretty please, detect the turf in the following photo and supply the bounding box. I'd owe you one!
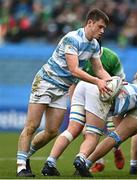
[0,132,136,179]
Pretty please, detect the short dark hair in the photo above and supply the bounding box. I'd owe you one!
[85,8,109,25]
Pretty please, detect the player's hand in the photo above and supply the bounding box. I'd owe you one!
[96,78,112,94]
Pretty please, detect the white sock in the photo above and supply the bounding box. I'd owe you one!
[47,156,57,167]
[17,151,27,173]
[17,164,26,173]
[76,153,86,160]
[130,160,137,167]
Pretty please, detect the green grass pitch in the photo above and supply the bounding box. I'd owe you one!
[0,132,136,179]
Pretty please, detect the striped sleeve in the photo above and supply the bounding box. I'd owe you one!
[63,36,79,55]
[92,40,101,59]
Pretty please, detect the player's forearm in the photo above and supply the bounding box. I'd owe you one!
[95,68,111,80]
[71,67,99,85]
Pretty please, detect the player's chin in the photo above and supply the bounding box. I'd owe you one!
[97,34,102,39]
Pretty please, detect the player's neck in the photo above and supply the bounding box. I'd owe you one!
[84,27,93,41]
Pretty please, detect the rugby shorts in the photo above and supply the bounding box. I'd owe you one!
[71,81,111,121]
[29,74,69,109]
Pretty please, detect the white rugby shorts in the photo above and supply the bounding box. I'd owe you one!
[29,74,69,109]
[71,81,111,121]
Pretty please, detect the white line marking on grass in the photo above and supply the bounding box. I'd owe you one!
[0,156,64,161]
[0,157,45,161]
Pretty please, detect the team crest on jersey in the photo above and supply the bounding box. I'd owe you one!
[66,45,73,51]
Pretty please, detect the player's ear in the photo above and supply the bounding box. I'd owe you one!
[87,19,93,25]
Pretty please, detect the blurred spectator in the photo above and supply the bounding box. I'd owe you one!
[0,0,137,46]
[0,0,14,43]
[118,9,137,47]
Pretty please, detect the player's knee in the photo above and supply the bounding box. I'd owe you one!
[60,130,74,142]
[85,124,104,136]
[24,123,39,135]
[107,131,122,148]
[46,128,59,138]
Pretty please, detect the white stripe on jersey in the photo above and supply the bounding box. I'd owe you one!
[38,28,100,90]
[113,83,137,116]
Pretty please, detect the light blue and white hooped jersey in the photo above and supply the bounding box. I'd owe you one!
[38,28,100,91]
[113,83,137,116]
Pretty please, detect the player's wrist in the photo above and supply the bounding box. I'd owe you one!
[94,77,100,85]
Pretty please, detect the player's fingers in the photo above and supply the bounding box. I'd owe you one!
[106,78,113,82]
[100,86,110,94]
[105,86,113,92]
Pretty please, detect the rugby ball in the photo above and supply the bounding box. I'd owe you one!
[100,76,123,102]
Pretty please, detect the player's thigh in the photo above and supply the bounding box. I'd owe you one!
[45,92,69,131]
[85,111,105,137]
[115,115,137,141]
[46,107,66,132]
[25,103,46,128]
[86,111,105,129]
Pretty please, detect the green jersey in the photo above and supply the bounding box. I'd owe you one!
[84,47,125,79]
